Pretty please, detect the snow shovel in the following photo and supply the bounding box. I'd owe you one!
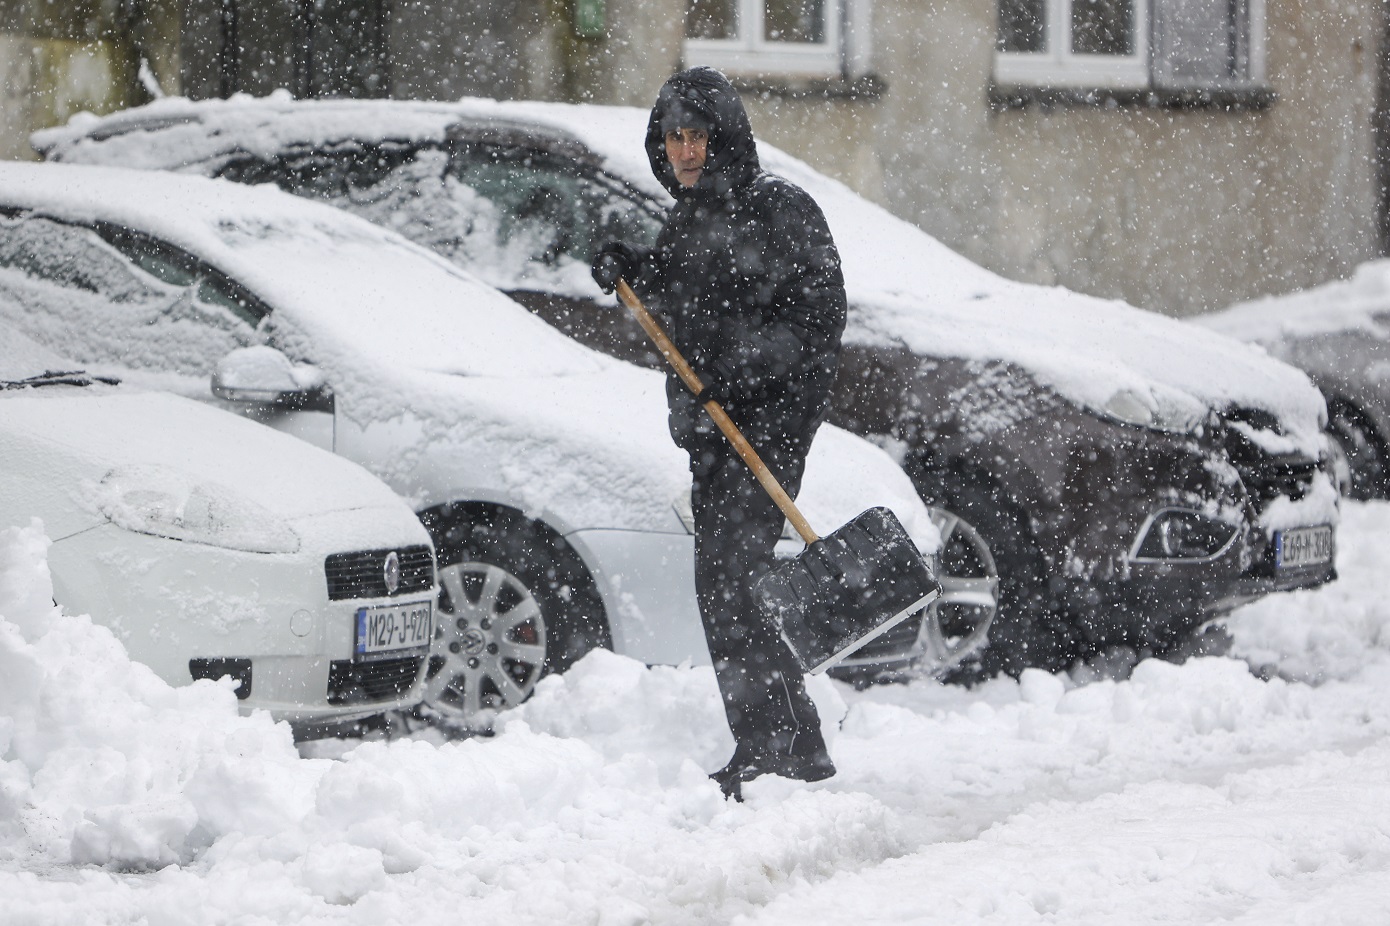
[615,280,940,674]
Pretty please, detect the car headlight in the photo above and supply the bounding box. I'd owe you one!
[1100,387,1207,435]
[88,464,301,554]
[1131,508,1239,561]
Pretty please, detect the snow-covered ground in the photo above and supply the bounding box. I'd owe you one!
[4,503,1390,925]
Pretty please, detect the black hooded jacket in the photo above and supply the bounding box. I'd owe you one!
[631,67,848,457]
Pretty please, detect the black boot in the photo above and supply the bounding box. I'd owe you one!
[710,740,836,802]
[710,742,761,801]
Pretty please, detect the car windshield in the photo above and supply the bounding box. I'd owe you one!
[211,216,606,378]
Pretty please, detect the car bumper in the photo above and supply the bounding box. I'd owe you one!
[567,526,940,670]
[47,512,435,731]
[1053,527,1337,647]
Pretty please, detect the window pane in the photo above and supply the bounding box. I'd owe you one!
[124,245,198,288]
[0,216,154,300]
[196,276,269,329]
[997,0,1046,53]
[687,0,737,40]
[584,182,664,262]
[764,0,824,44]
[1072,0,1133,55]
[0,217,258,375]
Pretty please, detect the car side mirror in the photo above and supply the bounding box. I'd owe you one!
[212,346,332,412]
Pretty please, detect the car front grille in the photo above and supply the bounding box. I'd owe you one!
[325,545,434,601]
[1240,456,1320,504]
[1220,407,1320,506]
[326,656,425,705]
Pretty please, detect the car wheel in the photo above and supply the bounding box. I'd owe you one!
[1326,398,1389,500]
[419,507,611,733]
[920,469,1081,681]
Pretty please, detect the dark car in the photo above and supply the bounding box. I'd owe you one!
[1197,262,1390,502]
[37,95,1342,678]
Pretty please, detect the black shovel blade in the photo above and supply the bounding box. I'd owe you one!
[754,506,941,674]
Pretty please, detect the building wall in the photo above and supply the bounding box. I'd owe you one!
[739,0,1386,314]
[0,0,180,161]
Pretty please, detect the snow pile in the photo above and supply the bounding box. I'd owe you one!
[6,507,1390,922]
[0,519,312,870]
[0,519,889,923]
[1226,501,1390,683]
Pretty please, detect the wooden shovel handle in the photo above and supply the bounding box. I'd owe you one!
[616,279,820,544]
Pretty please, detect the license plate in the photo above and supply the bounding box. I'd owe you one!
[1275,526,1334,569]
[354,599,433,661]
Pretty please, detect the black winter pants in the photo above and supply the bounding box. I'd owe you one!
[689,432,828,763]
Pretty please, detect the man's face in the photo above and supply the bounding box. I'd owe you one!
[664,127,709,188]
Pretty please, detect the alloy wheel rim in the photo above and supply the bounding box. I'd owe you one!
[425,561,548,726]
[921,507,1000,666]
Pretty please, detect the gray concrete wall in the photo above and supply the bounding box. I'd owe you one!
[583,0,1383,314]
[740,0,1385,314]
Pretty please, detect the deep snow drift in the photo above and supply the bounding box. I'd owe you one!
[4,504,1390,924]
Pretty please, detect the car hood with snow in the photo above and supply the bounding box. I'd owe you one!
[1,388,423,546]
[35,94,1329,457]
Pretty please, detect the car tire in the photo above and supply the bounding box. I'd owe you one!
[1326,397,1389,500]
[915,467,1080,681]
[418,506,611,733]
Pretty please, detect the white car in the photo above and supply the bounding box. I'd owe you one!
[0,324,438,737]
[0,162,950,728]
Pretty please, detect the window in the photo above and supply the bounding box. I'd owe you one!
[94,225,271,331]
[684,0,874,80]
[207,0,390,99]
[994,0,1265,94]
[449,157,663,267]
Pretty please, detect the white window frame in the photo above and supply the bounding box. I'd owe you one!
[994,0,1150,89]
[684,0,871,80]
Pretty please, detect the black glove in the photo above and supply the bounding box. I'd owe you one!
[695,356,744,407]
[590,240,644,295]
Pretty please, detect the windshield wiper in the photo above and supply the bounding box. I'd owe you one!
[0,370,122,390]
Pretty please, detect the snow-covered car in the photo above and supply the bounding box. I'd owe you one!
[0,161,952,726]
[1196,262,1390,502]
[0,322,437,737]
[33,94,1343,676]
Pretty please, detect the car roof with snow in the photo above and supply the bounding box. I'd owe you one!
[36,93,1329,452]
[1197,259,1390,344]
